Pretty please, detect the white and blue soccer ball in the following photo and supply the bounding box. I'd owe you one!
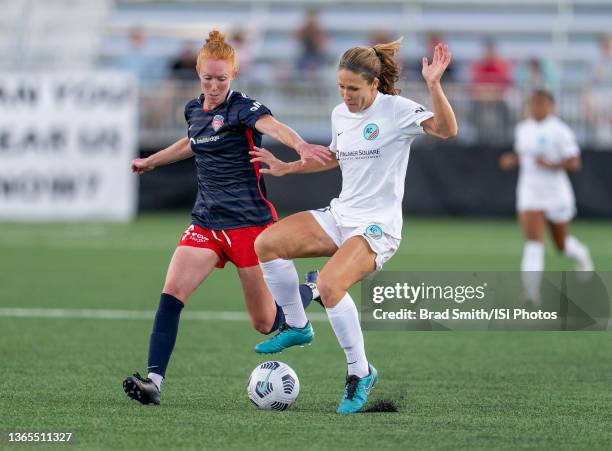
[247,361,299,411]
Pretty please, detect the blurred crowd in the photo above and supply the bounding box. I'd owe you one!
[107,8,612,147]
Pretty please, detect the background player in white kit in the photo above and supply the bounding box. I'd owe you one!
[249,39,458,414]
[499,90,594,303]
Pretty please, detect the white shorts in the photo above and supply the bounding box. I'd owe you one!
[309,206,400,271]
[517,183,576,224]
[517,202,576,224]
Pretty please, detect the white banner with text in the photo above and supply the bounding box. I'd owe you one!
[0,71,138,221]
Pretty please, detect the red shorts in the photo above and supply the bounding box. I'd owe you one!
[178,223,272,269]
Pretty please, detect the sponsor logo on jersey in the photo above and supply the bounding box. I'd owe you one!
[537,135,546,147]
[336,148,381,160]
[364,224,383,240]
[414,106,426,114]
[363,123,379,141]
[212,115,224,132]
[190,135,220,145]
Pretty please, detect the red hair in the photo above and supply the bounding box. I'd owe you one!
[196,30,239,76]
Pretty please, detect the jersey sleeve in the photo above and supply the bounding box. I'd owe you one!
[236,96,273,129]
[394,96,434,138]
[184,100,192,123]
[184,99,197,133]
[328,108,338,153]
[557,122,580,158]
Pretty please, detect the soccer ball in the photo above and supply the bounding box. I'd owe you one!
[247,361,299,411]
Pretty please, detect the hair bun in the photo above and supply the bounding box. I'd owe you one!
[206,30,226,44]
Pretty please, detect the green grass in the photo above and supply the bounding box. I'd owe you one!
[1,214,611,450]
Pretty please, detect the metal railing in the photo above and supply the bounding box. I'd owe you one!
[138,80,612,150]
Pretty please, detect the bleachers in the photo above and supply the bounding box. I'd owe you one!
[1,0,610,148]
[0,0,112,70]
[3,0,608,74]
[102,0,610,71]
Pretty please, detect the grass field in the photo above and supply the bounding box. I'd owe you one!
[1,214,611,450]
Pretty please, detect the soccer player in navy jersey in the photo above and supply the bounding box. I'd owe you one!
[122,30,332,405]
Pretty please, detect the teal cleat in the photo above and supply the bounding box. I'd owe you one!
[255,321,314,354]
[336,364,378,414]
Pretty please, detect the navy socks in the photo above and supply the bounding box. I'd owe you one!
[299,284,314,310]
[147,286,314,369]
[147,293,184,378]
[269,284,313,333]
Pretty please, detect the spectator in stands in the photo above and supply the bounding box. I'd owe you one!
[114,27,167,130]
[295,8,328,80]
[471,38,512,88]
[516,57,559,95]
[115,27,163,84]
[585,35,612,147]
[470,38,513,143]
[160,41,200,129]
[590,34,612,85]
[168,41,199,82]
[368,30,393,47]
[229,28,262,82]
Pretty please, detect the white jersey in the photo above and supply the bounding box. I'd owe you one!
[328,92,434,239]
[514,115,579,211]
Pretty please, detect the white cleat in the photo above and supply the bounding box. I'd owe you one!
[575,249,594,282]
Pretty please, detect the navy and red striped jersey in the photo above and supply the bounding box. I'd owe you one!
[184,90,278,230]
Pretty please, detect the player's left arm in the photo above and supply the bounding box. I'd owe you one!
[254,114,333,165]
[535,156,581,172]
[419,43,459,140]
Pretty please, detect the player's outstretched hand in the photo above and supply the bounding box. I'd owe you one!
[422,43,452,85]
[499,152,518,171]
[296,142,333,166]
[250,147,290,177]
[131,158,155,174]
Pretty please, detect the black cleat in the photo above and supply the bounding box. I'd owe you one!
[304,270,322,307]
[123,372,160,405]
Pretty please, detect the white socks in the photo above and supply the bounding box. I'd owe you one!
[326,293,369,378]
[520,236,594,301]
[521,240,544,303]
[260,258,308,328]
[147,372,163,391]
[261,258,368,377]
[564,235,593,271]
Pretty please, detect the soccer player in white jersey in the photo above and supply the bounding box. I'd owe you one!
[499,90,593,303]
[249,39,458,414]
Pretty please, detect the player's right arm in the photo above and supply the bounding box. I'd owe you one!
[250,146,339,176]
[499,123,521,171]
[499,152,519,171]
[131,137,194,174]
[420,43,458,139]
